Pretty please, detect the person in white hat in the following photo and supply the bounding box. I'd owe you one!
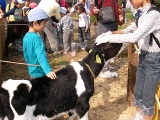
[58,7,77,56]
[23,8,57,79]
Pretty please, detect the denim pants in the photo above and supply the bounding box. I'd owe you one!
[134,50,160,115]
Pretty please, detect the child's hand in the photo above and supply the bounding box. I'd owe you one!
[85,28,88,32]
[47,71,57,79]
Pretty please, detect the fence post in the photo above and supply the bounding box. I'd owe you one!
[0,19,5,74]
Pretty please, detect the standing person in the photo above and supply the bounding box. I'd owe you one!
[58,7,77,56]
[23,7,57,79]
[95,0,160,119]
[37,0,61,55]
[91,0,119,36]
[91,0,119,78]
[77,3,89,50]
[5,0,15,22]
[3,0,25,21]
[56,0,69,10]
[122,0,128,23]
[71,0,91,39]
[22,0,30,18]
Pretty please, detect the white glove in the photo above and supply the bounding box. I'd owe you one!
[95,31,112,45]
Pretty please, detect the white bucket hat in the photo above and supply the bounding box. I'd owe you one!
[60,7,67,14]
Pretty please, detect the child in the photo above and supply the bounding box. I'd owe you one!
[95,0,160,120]
[23,7,56,79]
[29,2,37,9]
[22,0,30,20]
[3,0,24,21]
[76,3,89,50]
[58,7,77,56]
[5,0,15,22]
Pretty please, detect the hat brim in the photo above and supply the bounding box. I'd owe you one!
[29,17,51,22]
[43,17,51,21]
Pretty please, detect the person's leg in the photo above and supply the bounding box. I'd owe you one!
[78,27,84,50]
[63,29,71,54]
[134,51,160,120]
[81,27,88,49]
[141,52,160,120]
[44,20,60,54]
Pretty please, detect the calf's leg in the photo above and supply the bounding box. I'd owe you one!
[76,93,90,120]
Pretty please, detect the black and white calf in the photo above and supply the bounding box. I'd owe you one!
[0,43,122,120]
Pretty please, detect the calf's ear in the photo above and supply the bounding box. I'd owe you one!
[11,84,30,115]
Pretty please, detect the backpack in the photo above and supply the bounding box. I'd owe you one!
[136,7,160,48]
[96,0,123,25]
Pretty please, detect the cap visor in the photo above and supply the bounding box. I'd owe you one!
[44,17,51,21]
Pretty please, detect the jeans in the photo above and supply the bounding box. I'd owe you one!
[134,50,160,115]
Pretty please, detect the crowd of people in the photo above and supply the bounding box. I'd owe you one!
[0,0,160,120]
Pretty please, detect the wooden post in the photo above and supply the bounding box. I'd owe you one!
[127,43,139,105]
[0,19,6,74]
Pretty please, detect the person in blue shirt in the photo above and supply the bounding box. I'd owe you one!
[23,7,57,79]
[0,0,6,12]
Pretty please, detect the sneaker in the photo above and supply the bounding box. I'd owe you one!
[63,51,69,55]
[81,47,85,51]
[53,51,62,55]
[71,51,76,57]
[133,112,144,120]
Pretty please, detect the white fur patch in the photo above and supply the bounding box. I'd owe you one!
[1,79,32,120]
[80,111,88,120]
[70,62,86,97]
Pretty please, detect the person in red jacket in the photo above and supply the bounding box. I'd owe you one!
[91,0,119,78]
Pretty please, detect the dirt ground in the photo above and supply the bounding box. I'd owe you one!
[0,22,136,120]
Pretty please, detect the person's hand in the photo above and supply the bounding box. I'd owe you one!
[85,28,88,32]
[93,7,100,14]
[47,71,57,79]
[95,31,112,45]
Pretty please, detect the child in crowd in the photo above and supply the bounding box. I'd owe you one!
[95,0,160,120]
[58,7,77,56]
[76,3,89,50]
[5,0,15,22]
[3,0,24,21]
[23,7,56,79]
[22,0,30,21]
[29,2,37,9]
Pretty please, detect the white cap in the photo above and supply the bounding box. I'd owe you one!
[60,7,67,14]
[28,8,50,22]
[14,0,25,4]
